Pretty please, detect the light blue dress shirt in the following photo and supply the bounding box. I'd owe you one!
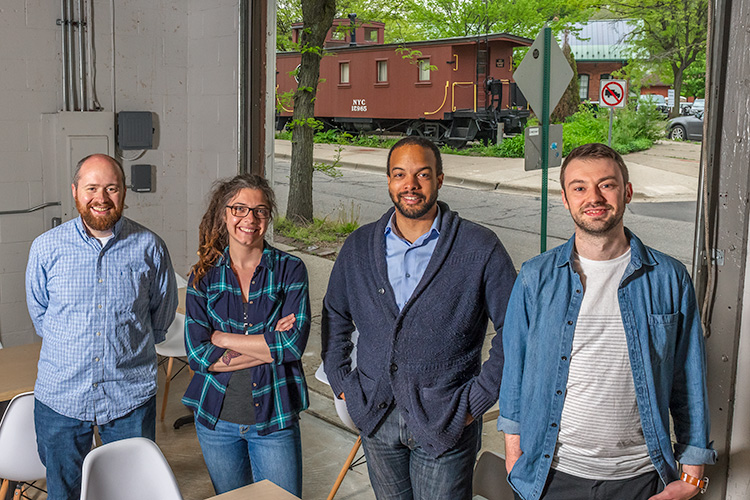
[384,207,441,310]
[26,216,177,424]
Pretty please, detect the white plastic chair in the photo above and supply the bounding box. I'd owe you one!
[472,451,515,500]
[156,312,190,421]
[0,392,46,499]
[80,437,183,500]
[316,330,361,500]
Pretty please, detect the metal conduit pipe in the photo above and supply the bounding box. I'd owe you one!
[60,0,69,110]
[77,0,87,111]
[66,0,77,110]
[0,202,61,216]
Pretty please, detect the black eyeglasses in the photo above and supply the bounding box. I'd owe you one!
[226,205,271,219]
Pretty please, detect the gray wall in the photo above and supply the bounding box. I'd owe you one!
[0,1,240,346]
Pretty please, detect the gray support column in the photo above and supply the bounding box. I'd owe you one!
[694,0,750,498]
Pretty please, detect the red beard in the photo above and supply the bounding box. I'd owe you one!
[75,198,123,232]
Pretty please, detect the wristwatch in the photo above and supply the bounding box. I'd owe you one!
[680,472,709,494]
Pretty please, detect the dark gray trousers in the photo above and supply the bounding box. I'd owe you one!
[514,468,662,500]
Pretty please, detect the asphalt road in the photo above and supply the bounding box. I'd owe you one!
[272,160,698,269]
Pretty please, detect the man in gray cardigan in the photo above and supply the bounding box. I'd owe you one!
[322,136,517,499]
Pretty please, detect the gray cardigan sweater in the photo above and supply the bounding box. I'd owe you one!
[322,202,516,457]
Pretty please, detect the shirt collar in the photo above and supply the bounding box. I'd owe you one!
[218,243,274,270]
[556,227,656,269]
[384,205,441,243]
[74,216,125,241]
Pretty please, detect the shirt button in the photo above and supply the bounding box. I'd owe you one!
[567,320,573,325]
[248,323,253,327]
[255,403,260,407]
[98,304,102,309]
[92,383,98,388]
[94,357,99,362]
[544,454,550,459]
[561,356,568,361]
[378,288,385,295]
[251,281,255,285]
[405,273,411,278]
[249,300,253,304]
[575,289,580,294]
[390,363,398,373]
[96,332,101,336]
[99,279,103,283]
[556,390,562,395]
[551,423,557,428]
[378,402,388,409]
[253,383,257,387]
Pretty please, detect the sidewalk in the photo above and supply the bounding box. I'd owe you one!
[275,139,700,202]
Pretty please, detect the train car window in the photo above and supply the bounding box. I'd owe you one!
[366,28,378,43]
[377,60,388,83]
[340,62,350,84]
[578,74,589,101]
[418,59,431,81]
[331,29,345,41]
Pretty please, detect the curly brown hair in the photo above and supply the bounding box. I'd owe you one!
[190,174,277,287]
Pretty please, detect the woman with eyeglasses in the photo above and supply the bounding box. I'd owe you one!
[182,174,310,497]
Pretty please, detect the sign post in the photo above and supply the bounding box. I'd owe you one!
[599,79,627,146]
[513,26,574,252]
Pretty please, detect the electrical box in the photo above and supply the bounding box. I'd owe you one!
[130,164,154,193]
[117,111,154,150]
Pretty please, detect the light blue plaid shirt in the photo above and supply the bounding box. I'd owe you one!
[26,216,177,424]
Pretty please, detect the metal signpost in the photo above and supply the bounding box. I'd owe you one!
[599,79,627,146]
[513,26,574,252]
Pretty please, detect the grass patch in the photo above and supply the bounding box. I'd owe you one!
[275,216,358,247]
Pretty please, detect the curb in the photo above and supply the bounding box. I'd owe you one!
[274,153,684,202]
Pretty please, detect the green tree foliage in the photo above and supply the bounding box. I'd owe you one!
[681,50,707,99]
[610,0,708,117]
[551,35,581,123]
[403,0,594,40]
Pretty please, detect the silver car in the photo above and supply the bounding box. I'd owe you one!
[667,111,704,141]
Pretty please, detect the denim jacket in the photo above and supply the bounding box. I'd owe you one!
[498,230,716,500]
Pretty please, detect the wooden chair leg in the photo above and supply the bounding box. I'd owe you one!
[160,357,175,422]
[0,479,9,499]
[326,436,362,500]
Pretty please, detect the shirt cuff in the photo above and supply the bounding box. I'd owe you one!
[153,328,168,344]
[674,442,718,465]
[497,415,521,435]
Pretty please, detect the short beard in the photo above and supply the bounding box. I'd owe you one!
[76,198,123,232]
[571,204,624,236]
[390,190,438,219]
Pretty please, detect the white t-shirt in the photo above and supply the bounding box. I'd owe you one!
[552,248,655,480]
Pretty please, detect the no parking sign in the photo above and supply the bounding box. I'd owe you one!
[599,79,628,108]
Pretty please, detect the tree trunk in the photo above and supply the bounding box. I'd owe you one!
[670,63,685,119]
[286,0,336,223]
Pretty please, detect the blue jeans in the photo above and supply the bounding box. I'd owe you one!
[361,407,481,500]
[34,397,156,500]
[194,417,302,497]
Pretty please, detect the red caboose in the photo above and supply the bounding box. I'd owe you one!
[277,18,532,147]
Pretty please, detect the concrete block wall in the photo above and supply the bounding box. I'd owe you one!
[0,1,239,346]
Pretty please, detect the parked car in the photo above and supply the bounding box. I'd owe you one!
[690,98,705,115]
[638,94,669,115]
[667,111,703,141]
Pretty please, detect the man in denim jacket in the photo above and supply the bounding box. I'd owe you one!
[498,143,716,500]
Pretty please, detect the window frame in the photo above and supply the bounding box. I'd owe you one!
[578,73,590,101]
[339,61,351,86]
[376,59,388,85]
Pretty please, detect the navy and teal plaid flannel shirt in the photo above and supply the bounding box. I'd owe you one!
[182,245,310,434]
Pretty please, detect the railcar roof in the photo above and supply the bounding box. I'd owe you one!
[277,32,532,55]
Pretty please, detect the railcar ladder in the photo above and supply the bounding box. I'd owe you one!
[476,37,489,110]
